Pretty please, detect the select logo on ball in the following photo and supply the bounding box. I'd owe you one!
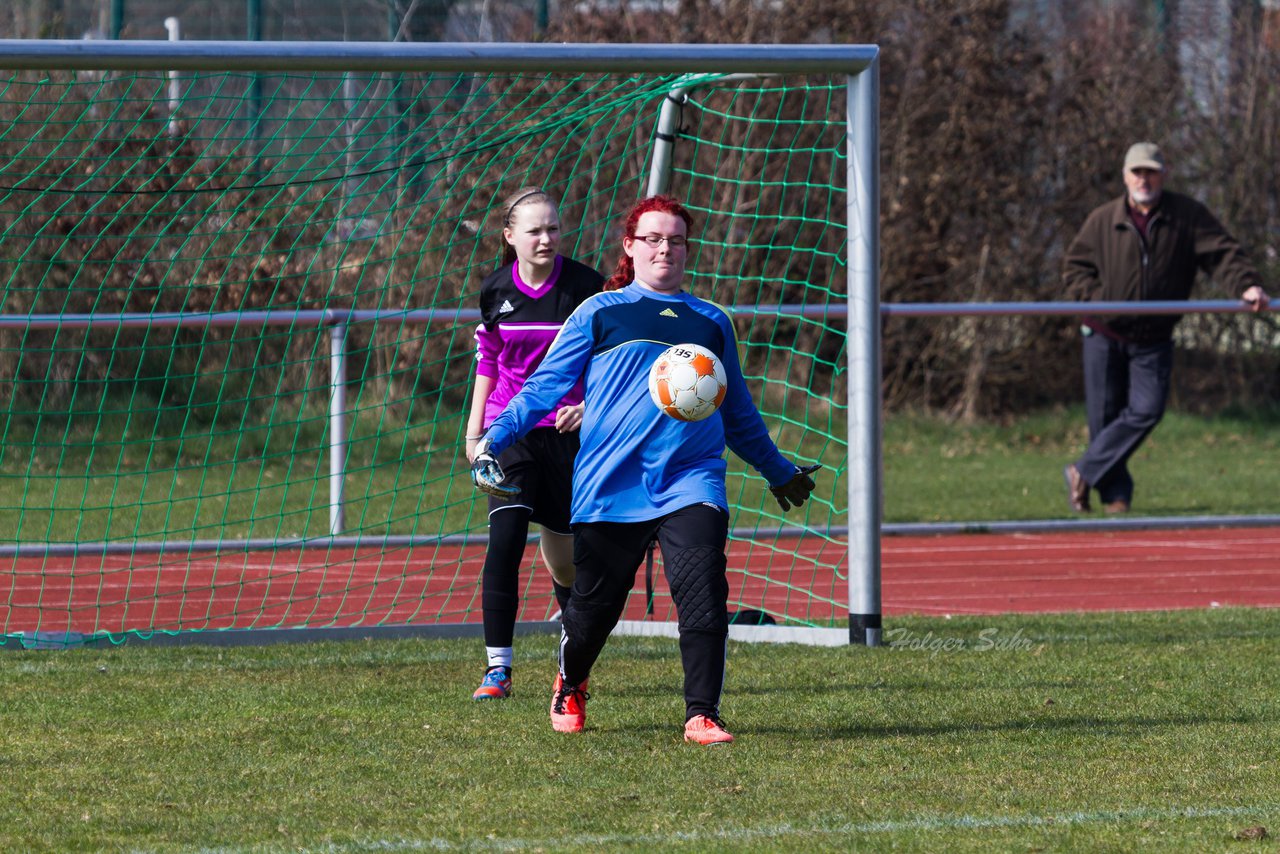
[648,343,728,422]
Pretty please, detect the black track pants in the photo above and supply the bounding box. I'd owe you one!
[562,503,730,720]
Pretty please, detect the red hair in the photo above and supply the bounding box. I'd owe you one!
[602,195,696,291]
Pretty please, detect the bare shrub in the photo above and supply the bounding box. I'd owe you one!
[5,2,1279,421]
[558,0,1280,417]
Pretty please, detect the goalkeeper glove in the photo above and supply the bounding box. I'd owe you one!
[770,463,822,512]
[470,437,520,499]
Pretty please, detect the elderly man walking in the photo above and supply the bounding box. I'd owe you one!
[1061,142,1268,513]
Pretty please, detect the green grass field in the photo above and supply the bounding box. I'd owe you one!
[882,406,1280,522]
[4,405,1280,543]
[3,609,1278,852]
[3,407,1279,850]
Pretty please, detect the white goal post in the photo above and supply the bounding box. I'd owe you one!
[0,39,882,647]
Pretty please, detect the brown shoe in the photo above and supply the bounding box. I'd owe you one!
[1062,464,1091,512]
[1103,499,1130,514]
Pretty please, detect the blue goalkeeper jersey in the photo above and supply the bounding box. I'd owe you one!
[483,282,797,524]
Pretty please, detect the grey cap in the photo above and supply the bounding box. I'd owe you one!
[1124,142,1165,172]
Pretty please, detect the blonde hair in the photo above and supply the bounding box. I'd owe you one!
[498,186,556,265]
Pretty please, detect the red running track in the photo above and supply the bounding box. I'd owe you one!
[3,527,1279,638]
[881,527,1280,615]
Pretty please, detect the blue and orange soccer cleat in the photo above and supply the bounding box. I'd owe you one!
[683,714,734,745]
[472,666,512,701]
[549,673,589,732]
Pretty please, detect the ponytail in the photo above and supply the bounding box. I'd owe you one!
[602,256,634,292]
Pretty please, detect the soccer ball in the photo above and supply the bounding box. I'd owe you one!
[648,343,728,422]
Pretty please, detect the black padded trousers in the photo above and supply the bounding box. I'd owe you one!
[561,503,730,721]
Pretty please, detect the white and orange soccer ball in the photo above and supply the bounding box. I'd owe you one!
[647,343,728,422]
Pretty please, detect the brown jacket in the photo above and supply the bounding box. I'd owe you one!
[1063,190,1261,343]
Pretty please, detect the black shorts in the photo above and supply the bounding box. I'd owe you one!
[488,427,578,534]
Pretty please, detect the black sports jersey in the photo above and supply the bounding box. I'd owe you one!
[474,255,604,429]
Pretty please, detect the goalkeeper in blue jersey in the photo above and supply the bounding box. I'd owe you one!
[471,195,820,745]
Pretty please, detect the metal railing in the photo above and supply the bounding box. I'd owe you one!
[3,297,1273,542]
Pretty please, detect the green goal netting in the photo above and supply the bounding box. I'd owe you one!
[0,50,853,648]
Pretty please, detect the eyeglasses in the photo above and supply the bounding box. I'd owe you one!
[632,233,689,248]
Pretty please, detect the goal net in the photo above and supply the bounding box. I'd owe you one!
[0,44,870,647]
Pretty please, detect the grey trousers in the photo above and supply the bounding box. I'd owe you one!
[1076,332,1174,505]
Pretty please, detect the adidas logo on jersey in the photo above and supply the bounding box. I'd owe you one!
[659,308,679,318]
[498,299,515,314]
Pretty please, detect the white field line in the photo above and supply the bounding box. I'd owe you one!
[268,802,1279,852]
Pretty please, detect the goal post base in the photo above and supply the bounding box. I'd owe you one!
[612,620,848,647]
[849,613,882,647]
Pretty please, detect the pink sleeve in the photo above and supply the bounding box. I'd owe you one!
[474,323,501,379]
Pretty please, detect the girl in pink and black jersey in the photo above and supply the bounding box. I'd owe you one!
[464,186,604,700]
